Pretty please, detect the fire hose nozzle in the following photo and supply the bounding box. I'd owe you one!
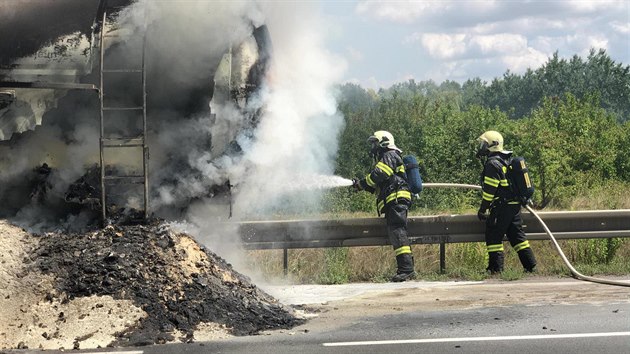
[351,178,360,191]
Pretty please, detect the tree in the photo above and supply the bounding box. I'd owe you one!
[513,94,622,208]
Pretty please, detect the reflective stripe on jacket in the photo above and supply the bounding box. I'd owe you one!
[479,152,517,211]
[359,149,411,214]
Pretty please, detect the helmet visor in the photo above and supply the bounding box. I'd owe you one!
[476,140,490,158]
[367,136,379,156]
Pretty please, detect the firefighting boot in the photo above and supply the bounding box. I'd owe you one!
[486,251,504,274]
[518,248,537,272]
[391,253,416,282]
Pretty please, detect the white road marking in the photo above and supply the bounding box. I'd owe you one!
[323,332,630,346]
[81,352,143,354]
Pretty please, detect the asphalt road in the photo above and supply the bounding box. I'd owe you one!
[166,303,630,354]
[7,278,630,354]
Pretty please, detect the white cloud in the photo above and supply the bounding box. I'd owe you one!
[610,21,630,34]
[494,17,578,35]
[355,0,452,24]
[356,0,627,24]
[421,59,486,83]
[419,33,468,59]
[355,0,548,26]
[414,32,548,80]
[531,36,566,53]
[417,33,528,59]
[584,35,609,52]
[469,22,500,35]
[565,34,610,55]
[531,33,610,56]
[336,0,629,85]
[501,48,548,73]
[568,0,627,12]
[470,34,528,55]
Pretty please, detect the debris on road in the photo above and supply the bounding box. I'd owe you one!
[0,220,304,350]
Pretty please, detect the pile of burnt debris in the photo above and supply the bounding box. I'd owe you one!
[30,219,303,346]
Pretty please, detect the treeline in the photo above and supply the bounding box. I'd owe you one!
[380,49,630,121]
[327,50,630,214]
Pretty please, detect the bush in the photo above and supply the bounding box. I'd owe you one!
[318,248,350,284]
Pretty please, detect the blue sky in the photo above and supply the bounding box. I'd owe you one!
[317,0,630,90]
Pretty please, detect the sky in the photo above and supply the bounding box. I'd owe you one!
[317,0,630,90]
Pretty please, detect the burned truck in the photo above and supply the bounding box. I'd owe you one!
[0,0,272,225]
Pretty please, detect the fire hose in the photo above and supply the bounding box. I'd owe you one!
[423,183,630,288]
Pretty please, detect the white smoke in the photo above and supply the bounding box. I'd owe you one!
[112,0,263,213]
[229,2,347,216]
[121,0,259,86]
[174,2,348,276]
[1,0,347,242]
[0,102,100,190]
[0,0,259,215]
[122,0,348,217]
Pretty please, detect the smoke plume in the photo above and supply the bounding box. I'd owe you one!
[230,3,346,214]
[0,0,347,242]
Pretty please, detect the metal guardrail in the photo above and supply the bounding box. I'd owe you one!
[236,209,630,250]
[235,209,630,273]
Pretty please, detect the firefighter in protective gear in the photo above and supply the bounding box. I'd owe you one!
[476,130,537,273]
[353,131,415,282]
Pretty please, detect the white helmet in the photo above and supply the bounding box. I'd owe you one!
[477,130,508,157]
[367,130,401,153]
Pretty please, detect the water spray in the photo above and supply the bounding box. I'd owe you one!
[422,182,630,288]
[263,175,353,193]
[312,175,353,188]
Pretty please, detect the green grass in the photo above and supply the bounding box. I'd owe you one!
[246,238,630,284]
[317,248,350,284]
[499,268,526,281]
[573,259,630,276]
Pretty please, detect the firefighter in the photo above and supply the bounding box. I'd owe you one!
[476,130,537,273]
[352,131,415,282]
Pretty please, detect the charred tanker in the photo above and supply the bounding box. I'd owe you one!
[0,0,273,224]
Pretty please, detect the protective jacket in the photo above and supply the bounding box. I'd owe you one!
[479,151,519,212]
[480,151,536,273]
[359,149,411,214]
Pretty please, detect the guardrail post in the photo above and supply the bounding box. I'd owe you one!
[439,237,446,273]
[283,248,288,276]
[283,230,289,276]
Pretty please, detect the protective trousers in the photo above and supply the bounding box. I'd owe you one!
[386,203,414,276]
[485,203,537,273]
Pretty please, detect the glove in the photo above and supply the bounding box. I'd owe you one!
[477,208,488,221]
[351,178,361,192]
